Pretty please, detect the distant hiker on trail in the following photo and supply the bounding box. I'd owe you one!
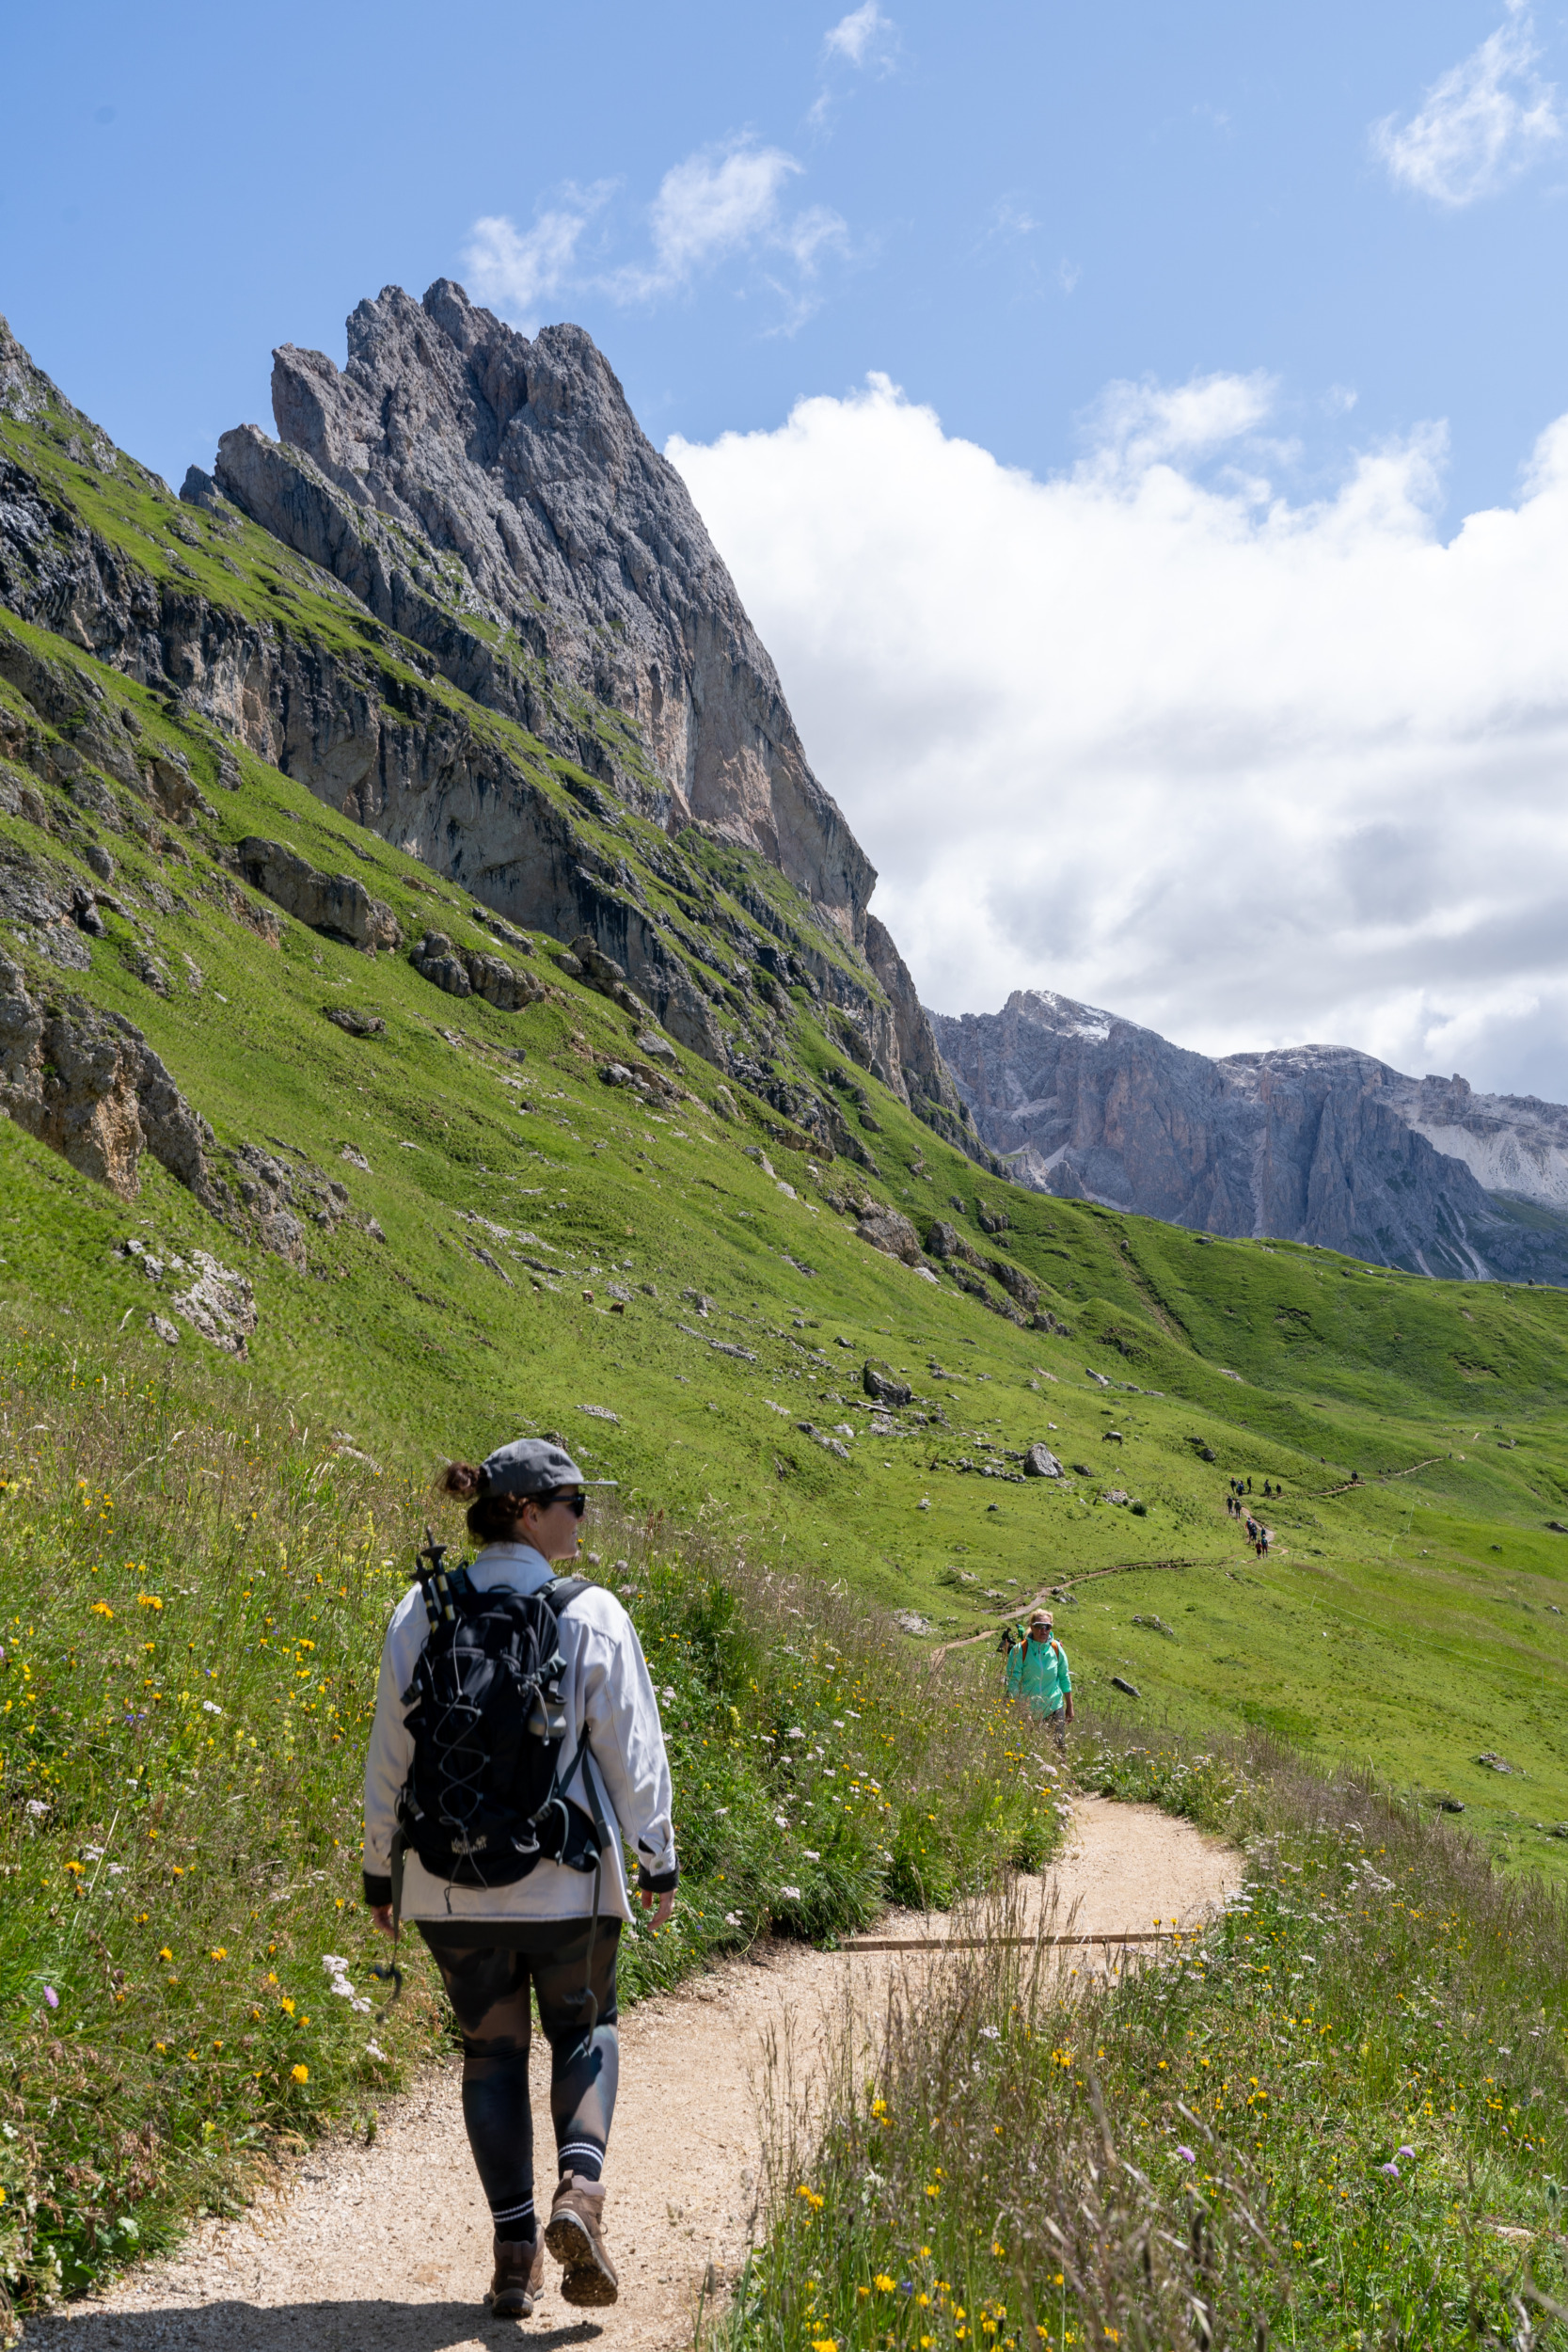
[1006,1606,1073,1751]
[363,1438,678,2321]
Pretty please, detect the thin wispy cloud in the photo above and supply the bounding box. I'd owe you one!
[608,138,847,310]
[822,2,898,71]
[462,186,612,328]
[1372,6,1561,208]
[461,140,848,332]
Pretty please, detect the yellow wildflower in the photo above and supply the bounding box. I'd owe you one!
[291,2064,309,2084]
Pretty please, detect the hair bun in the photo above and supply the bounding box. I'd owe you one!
[441,1460,483,1500]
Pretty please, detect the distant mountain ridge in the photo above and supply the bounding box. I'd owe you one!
[930,988,1568,1283]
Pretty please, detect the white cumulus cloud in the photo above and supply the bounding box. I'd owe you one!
[1372,8,1561,207]
[671,374,1568,1100]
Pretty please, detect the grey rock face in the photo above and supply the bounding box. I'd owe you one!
[211,280,872,929]
[0,951,218,1207]
[933,987,1568,1283]
[230,836,401,951]
[0,310,971,1152]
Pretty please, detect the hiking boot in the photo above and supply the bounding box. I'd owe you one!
[546,2173,618,2307]
[487,2233,545,2318]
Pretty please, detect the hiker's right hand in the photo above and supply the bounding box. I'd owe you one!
[371,1903,395,1937]
[640,1888,675,1930]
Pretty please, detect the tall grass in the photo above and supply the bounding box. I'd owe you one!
[726,1719,1568,2352]
[0,1313,1058,2312]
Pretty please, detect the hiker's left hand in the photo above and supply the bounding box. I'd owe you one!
[371,1903,395,1936]
[640,1888,675,1929]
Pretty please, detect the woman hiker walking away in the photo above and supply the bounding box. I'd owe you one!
[1005,1606,1073,1752]
[363,1438,678,2319]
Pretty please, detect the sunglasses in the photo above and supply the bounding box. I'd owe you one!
[546,1490,587,1518]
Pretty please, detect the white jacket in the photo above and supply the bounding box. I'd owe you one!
[361,1542,677,1924]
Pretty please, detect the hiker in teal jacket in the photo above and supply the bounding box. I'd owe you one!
[1006,1608,1073,1750]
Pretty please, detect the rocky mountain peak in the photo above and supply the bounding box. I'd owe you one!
[933,986,1568,1280]
[210,279,872,930]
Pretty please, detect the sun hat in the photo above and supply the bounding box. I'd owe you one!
[478,1438,618,1498]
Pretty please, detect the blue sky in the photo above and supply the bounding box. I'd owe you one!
[7,0,1564,515]
[10,1,1568,1095]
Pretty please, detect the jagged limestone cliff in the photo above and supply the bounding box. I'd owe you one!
[0,303,975,1161]
[933,988,1568,1282]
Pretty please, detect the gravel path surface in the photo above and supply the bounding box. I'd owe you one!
[28,1797,1238,2352]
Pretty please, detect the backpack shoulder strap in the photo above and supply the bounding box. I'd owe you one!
[539,1576,594,1617]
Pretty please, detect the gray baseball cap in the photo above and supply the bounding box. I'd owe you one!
[479,1437,618,1498]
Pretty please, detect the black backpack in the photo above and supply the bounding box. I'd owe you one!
[397,1543,605,1890]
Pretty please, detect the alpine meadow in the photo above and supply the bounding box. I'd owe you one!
[0,287,1565,2350]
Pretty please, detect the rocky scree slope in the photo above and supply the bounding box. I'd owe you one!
[933,987,1568,1284]
[0,303,974,1167]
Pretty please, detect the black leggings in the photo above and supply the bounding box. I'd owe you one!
[419,1915,620,2242]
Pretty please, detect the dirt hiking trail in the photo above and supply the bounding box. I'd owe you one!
[30,1798,1239,2352]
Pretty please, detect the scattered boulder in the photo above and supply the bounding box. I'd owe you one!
[1104,1487,1130,1505]
[856,1202,925,1266]
[324,1005,386,1037]
[568,932,650,1021]
[863,1359,912,1407]
[1070,1461,1094,1477]
[1110,1675,1141,1698]
[598,1057,679,1107]
[1023,1443,1064,1479]
[230,838,401,952]
[1477,1752,1523,1775]
[893,1610,933,1637]
[635,1029,677,1064]
[410,931,545,1009]
[170,1251,257,1358]
[988,1256,1039,1311]
[1132,1614,1177,1639]
[0,953,218,1207]
[149,1313,180,1346]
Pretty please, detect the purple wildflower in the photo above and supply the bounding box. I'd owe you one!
[1396,2144,1416,2160]
[1176,2145,1196,2163]
[43,1986,58,2010]
[1380,2161,1400,2181]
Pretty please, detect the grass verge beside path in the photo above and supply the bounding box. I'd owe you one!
[0,1318,1059,2315]
[727,1722,1568,2352]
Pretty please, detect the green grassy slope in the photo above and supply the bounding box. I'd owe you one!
[2,373,1565,1891]
[1,658,1565,1882]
